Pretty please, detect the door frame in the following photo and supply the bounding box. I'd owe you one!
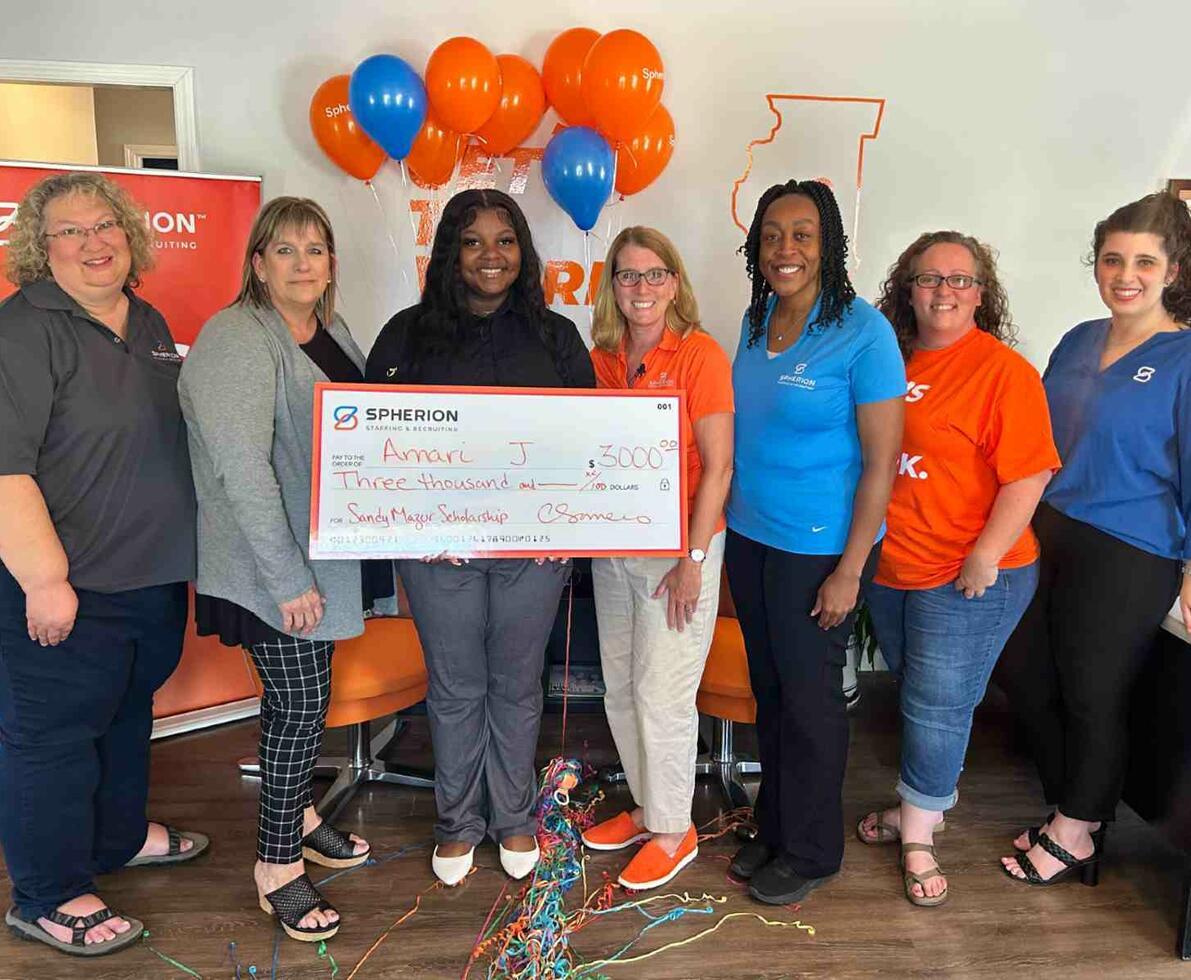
[0,60,198,171]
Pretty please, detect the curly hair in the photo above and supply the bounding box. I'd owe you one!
[4,171,154,288]
[1089,192,1191,326]
[875,231,1015,359]
[234,196,339,326]
[738,179,855,347]
[409,188,570,377]
[590,226,702,352]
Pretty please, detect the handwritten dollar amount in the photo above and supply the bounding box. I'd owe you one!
[588,440,680,470]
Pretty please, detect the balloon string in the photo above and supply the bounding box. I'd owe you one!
[583,232,594,330]
[368,179,410,300]
[851,182,863,273]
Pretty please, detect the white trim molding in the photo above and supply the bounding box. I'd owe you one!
[0,60,199,171]
[123,143,179,168]
[151,697,260,740]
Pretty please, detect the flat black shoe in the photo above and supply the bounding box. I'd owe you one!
[747,855,836,905]
[729,840,774,880]
[302,822,370,869]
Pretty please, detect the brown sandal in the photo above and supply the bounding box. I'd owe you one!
[856,807,946,845]
[901,843,948,907]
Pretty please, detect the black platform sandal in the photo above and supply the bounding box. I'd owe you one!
[302,822,370,869]
[259,873,340,941]
[1002,830,1100,887]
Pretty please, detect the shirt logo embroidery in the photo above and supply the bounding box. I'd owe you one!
[149,342,184,365]
[811,525,827,533]
[905,381,931,402]
[778,363,815,389]
[386,366,400,378]
[898,453,928,480]
[646,371,671,388]
[1133,366,1155,383]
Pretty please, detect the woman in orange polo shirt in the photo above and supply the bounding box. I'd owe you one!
[581,227,734,890]
[855,231,1060,906]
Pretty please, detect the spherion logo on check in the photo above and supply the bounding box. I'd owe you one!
[333,405,359,431]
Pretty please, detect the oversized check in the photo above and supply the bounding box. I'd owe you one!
[310,384,687,559]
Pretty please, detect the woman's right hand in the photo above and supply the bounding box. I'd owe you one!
[25,580,78,646]
[421,553,468,566]
[280,587,325,635]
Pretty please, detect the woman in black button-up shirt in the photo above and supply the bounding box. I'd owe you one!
[0,172,206,957]
[365,189,594,887]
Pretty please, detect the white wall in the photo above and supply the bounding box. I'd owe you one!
[0,82,97,166]
[3,1,1190,363]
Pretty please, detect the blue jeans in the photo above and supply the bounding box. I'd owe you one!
[866,562,1038,812]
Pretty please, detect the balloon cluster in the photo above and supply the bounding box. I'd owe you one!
[307,29,674,231]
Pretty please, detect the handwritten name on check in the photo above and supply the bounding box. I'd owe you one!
[310,385,687,559]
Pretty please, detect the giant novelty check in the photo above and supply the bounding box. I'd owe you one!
[310,385,688,559]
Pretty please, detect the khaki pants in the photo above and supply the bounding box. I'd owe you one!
[592,532,725,833]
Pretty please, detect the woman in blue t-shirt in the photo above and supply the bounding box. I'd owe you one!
[724,179,905,905]
[999,193,1191,887]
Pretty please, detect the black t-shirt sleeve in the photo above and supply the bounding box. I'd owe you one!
[549,311,596,389]
[0,306,54,476]
[366,305,419,384]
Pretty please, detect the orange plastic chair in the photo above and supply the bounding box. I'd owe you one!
[239,616,433,823]
[693,573,760,809]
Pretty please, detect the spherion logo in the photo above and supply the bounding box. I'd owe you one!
[1133,366,1155,383]
[333,405,359,430]
[0,200,18,246]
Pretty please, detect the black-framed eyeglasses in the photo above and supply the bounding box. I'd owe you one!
[43,218,123,244]
[613,267,674,287]
[909,273,982,290]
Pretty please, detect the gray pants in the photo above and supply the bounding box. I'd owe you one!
[397,558,568,844]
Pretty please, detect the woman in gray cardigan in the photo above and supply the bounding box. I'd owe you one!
[178,198,373,943]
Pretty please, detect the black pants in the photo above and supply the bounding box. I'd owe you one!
[248,636,334,864]
[0,565,186,919]
[997,504,1181,822]
[725,529,878,878]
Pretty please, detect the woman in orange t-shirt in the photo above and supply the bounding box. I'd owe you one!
[580,227,734,891]
[854,232,1060,907]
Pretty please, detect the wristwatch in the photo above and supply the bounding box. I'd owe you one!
[688,547,707,564]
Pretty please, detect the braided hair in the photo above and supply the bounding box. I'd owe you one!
[738,179,856,347]
[1090,192,1191,326]
[410,189,568,376]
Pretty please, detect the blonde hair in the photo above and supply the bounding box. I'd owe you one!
[591,226,702,352]
[4,171,155,287]
[234,196,338,325]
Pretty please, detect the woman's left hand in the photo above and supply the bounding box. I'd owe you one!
[812,569,860,630]
[534,556,570,565]
[955,552,999,599]
[653,559,703,632]
[1180,571,1191,634]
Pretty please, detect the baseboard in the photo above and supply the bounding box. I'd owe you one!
[151,697,260,740]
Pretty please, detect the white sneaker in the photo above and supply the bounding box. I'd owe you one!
[499,841,540,880]
[431,844,475,886]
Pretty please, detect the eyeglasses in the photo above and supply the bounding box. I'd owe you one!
[613,267,674,287]
[43,218,124,244]
[909,273,982,290]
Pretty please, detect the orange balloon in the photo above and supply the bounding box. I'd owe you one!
[581,30,664,144]
[425,36,501,135]
[406,110,461,188]
[542,27,600,127]
[308,75,386,181]
[615,104,675,196]
[475,54,546,157]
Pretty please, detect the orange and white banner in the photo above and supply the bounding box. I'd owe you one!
[0,161,261,345]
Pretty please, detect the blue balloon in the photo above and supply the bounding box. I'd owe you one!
[541,127,614,232]
[348,54,427,161]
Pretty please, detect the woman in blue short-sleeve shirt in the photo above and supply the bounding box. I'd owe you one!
[999,192,1191,888]
[724,179,905,906]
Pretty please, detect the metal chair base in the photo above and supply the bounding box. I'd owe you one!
[237,716,434,824]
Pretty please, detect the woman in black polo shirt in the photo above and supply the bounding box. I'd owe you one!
[365,189,595,886]
[0,172,206,957]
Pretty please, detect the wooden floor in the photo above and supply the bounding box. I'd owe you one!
[1,675,1187,979]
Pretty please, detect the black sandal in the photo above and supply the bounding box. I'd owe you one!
[1015,813,1106,853]
[302,822,370,869]
[125,825,210,867]
[1002,830,1100,887]
[258,873,340,942]
[5,905,144,957]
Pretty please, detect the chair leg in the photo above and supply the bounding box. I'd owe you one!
[1180,864,1191,960]
[695,716,759,811]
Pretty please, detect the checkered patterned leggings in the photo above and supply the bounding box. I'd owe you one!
[248,636,334,864]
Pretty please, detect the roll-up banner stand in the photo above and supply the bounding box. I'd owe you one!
[1,161,264,737]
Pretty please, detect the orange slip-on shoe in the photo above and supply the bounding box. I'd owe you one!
[617,825,698,890]
[582,811,653,851]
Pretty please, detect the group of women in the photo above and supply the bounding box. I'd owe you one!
[0,168,1187,956]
